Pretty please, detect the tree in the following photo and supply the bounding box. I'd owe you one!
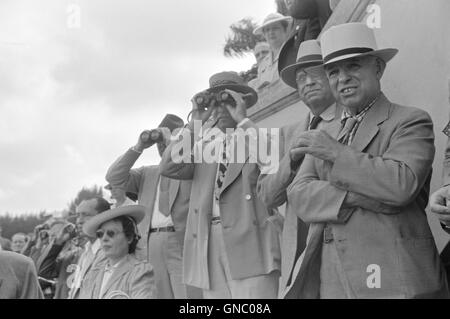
[223,17,265,58]
[67,185,104,214]
[0,211,51,239]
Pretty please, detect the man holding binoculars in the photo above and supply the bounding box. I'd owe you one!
[105,114,196,299]
[160,71,281,299]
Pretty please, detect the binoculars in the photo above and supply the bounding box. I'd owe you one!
[194,91,252,110]
[140,129,164,144]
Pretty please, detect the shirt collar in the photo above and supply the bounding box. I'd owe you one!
[105,256,126,272]
[341,93,381,122]
[309,103,336,125]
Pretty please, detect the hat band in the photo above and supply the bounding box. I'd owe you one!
[210,79,243,87]
[323,47,374,64]
[296,54,323,64]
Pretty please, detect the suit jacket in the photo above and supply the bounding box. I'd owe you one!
[68,240,106,299]
[106,148,192,260]
[78,254,155,299]
[0,251,43,299]
[160,120,281,290]
[285,93,449,298]
[257,104,342,296]
[444,135,450,186]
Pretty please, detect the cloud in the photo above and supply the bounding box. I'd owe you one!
[0,0,276,215]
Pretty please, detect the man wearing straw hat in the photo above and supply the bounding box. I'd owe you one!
[160,71,281,298]
[105,114,195,299]
[253,13,292,90]
[286,23,448,298]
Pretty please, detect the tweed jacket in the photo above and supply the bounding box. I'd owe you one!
[285,93,449,298]
[78,254,155,299]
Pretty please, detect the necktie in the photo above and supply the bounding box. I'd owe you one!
[309,115,322,130]
[158,177,171,217]
[214,138,228,201]
[338,117,358,145]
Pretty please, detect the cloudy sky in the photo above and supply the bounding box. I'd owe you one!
[0,0,276,215]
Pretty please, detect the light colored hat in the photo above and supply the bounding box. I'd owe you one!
[82,205,146,238]
[253,13,293,36]
[320,23,398,65]
[280,39,324,88]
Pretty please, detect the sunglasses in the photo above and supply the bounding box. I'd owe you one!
[96,229,123,239]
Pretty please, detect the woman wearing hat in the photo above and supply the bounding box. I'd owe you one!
[78,205,156,299]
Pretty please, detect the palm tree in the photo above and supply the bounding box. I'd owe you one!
[223,17,265,58]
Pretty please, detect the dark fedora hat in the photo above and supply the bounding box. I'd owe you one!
[205,71,258,108]
[158,114,184,132]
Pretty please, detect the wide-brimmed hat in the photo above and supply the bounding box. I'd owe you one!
[82,205,146,238]
[253,13,293,36]
[158,114,184,132]
[280,39,324,88]
[320,23,398,65]
[204,71,258,108]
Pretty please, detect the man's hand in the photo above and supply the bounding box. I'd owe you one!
[430,186,450,226]
[134,130,156,152]
[221,89,247,124]
[189,92,215,128]
[290,130,344,162]
[54,223,76,246]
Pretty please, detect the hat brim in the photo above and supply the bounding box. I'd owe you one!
[324,48,398,65]
[280,60,324,88]
[254,17,293,36]
[206,84,258,108]
[83,205,146,238]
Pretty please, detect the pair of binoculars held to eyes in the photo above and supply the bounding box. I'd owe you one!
[140,129,164,144]
[194,91,252,110]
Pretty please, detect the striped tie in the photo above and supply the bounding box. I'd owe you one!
[215,138,228,201]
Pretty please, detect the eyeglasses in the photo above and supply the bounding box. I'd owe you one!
[295,65,326,84]
[96,229,123,239]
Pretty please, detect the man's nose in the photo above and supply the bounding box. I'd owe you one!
[337,68,352,83]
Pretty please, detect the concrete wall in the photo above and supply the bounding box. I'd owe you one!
[367,0,450,250]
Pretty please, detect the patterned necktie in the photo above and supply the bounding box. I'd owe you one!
[309,115,322,130]
[338,117,358,145]
[158,177,171,217]
[214,138,229,201]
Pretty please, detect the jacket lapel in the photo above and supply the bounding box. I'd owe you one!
[349,93,390,152]
[100,256,134,299]
[91,265,105,299]
[219,133,249,196]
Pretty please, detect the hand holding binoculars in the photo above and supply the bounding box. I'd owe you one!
[139,129,164,144]
[194,90,252,111]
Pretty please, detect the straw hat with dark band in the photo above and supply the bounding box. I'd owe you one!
[320,23,398,65]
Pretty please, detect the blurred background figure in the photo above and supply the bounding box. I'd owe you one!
[248,42,270,90]
[0,250,43,299]
[11,232,27,254]
[0,225,12,251]
[105,184,137,208]
[253,12,292,90]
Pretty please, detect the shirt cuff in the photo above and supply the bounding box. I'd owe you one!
[130,146,142,154]
[237,118,250,128]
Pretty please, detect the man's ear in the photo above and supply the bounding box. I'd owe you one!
[374,57,386,80]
